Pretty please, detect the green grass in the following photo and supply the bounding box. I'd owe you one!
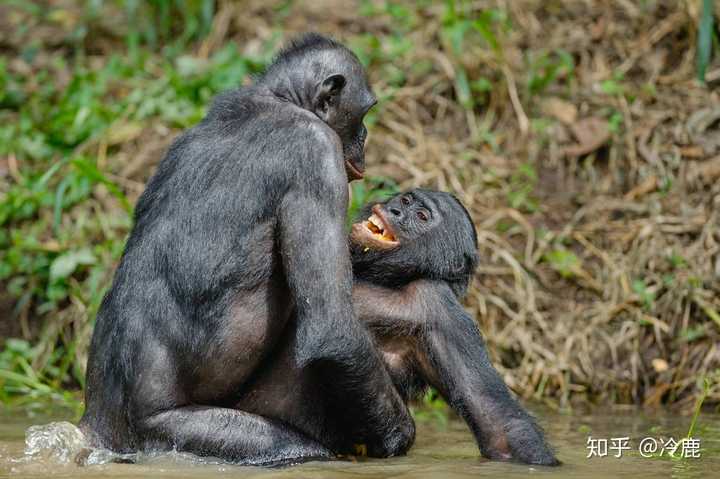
[0,3,277,408]
[697,0,715,83]
[411,388,450,427]
[687,378,711,439]
[0,338,84,417]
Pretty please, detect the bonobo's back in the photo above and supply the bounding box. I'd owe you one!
[79,79,325,452]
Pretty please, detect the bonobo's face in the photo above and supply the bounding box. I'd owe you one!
[334,85,376,181]
[313,52,376,181]
[350,189,479,288]
[350,191,434,250]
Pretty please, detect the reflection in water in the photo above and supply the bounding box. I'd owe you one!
[1,407,719,478]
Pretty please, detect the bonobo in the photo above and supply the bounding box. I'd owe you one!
[80,33,414,465]
[235,189,559,466]
[351,189,558,465]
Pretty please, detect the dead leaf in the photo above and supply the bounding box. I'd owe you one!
[651,358,669,373]
[7,154,21,183]
[679,145,705,158]
[643,382,671,407]
[563,117,611,157]
[40,240,61,252]
[542,97,578,125]
[687,107,720,154]
[106,122,144,146]
[687,155,720,184]
[624,175,658,200]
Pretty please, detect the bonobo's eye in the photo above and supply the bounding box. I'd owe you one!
[417,210,429,222]
[401,195,411,206]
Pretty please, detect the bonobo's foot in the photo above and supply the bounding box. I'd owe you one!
[492,418,560,466]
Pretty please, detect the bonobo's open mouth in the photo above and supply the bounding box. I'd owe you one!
[350,205,399,250]
[345,159,364,181]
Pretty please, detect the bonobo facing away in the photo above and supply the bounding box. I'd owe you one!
[236,189,559,466]
[80,33,414,465]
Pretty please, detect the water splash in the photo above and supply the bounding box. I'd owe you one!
[24,421,88,463]
[22,422,226,467]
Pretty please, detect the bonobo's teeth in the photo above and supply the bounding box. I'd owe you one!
[368,214,383,230]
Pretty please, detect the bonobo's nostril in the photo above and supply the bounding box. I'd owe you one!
[389,208,401,216]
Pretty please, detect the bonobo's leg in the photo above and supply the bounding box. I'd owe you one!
[234,314,415,459]
[136,406,332,466]
[354,280,559,466]
[124,340,333,465]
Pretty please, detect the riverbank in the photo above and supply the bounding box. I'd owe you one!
[1,1,719,412]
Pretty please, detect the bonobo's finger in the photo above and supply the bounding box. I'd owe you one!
[365,417,416,458]
[502,418,560,466]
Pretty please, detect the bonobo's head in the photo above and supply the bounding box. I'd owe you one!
[260,33,376,181]
[350,189,479,297]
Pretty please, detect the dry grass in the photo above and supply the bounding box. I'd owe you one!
[2,0,719,411]
[253,0,720,410]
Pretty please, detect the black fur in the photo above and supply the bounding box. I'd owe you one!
[270,32,343,66]
[79,33,412,464]
[233,189,559,466]
[348,190,559,466]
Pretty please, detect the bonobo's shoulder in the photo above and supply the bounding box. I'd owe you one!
[294,116,342,152]
[203,86,280,124]
[264,105,344,165]
[204,88,254,122]
[261,99,341,152]
[205,88,340,151]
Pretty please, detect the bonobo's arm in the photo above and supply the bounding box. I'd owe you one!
[277,128,413,457]
[354,280,559,466]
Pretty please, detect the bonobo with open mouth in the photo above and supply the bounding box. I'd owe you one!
[346,188,560,466]
[351,204,400,249]
[210,188,558,466]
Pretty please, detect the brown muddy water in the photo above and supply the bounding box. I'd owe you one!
[1,406,719,478]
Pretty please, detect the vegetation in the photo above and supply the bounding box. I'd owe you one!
[1,1,719,416]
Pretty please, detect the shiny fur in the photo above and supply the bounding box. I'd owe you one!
[80,33,412,465]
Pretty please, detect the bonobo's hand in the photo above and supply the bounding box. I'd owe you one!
[366,417,416,458]
[353,388,416,458]
[487,418,560,466]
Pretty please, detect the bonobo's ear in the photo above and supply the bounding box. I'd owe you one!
[315,74,346,122]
